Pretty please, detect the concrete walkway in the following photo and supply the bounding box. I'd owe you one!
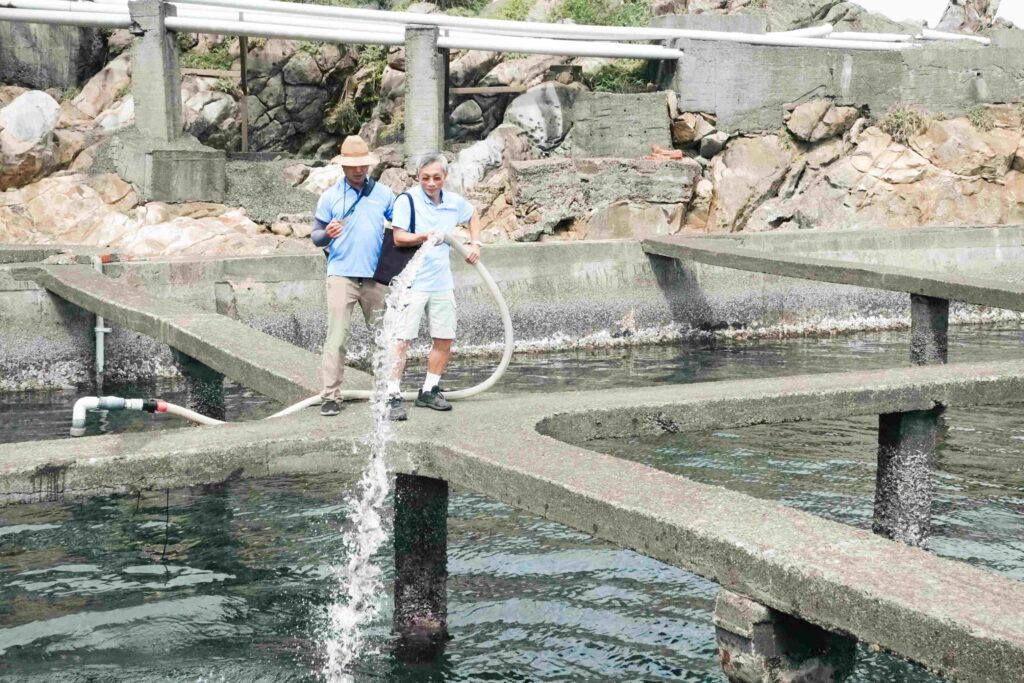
[643,235,1024,312]
[4,359,1024,681]
[14,263,370,404]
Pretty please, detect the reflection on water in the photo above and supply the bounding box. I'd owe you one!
[2,323,1023,681]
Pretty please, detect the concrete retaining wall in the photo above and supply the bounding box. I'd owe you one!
[2,230,1021,391]
[672,42,1024,132]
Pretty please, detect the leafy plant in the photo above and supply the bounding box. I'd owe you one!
[59,86,81,103]
[325,100,361,134]
[298,40,324,56]
[878,104,928,144]
[967,104,995,132]
[550,0,650,27]
[498,0,534,21]
[180,43,234,71]
[212,78,239,96]
[584,59,650,93]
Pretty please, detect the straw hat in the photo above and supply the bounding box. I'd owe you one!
[337,135,379,166]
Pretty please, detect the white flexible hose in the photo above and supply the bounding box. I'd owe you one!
[269,234,513,417]
[70,235,513,431]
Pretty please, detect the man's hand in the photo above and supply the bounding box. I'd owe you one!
[465,244,481,265]
[426,231,445,246]
[325,219,344,239]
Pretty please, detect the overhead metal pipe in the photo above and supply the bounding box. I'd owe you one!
[919,27,990,45]
[0,6,129,27]
[826,31,914,42]
[774,23,833,37]
[171,0,919,49]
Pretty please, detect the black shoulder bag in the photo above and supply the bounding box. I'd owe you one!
[373,192,420,286]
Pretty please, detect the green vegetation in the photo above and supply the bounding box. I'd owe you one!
[967,104,996,132]
[584,59,651,93]
[325,100,361,134]
[498,0,534,21]
[59,86,81,103]
[114,84,131,101]
[180,42,234,71]
[298,40,324,56]
[550,0,650,27]
[212,78,238,96]
[878,104,928,144]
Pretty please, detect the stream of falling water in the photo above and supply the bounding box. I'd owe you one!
[320,246,433,682]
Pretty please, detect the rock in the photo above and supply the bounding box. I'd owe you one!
[684,177,714,230]
[910,118,1018,181]
[380,66,405,102]
[451,99,484,125]
[270,222,293,236]
[844,129,930,185]
[284,84,323,114]
[282,51,323,86]
[283,163,310,186]
[0,91,61,146]
[707,135,798,231]
[503,82,580,151]
[938,0,1000,32]
[248,39,299,76]
[71,53,131,119]
[671,116,697,147]
[53,128,88,166]
[785,99,860,142]
[806,138,845,168]
[508,159,584,241]
[257,74,285,109]
[446,123,538,194]
[0,86,28,107]
[93,96,135,132]
[379,166,412,195]
[450,51,503,88]
[301,163,345,195]
[106,28,133,57]
[700,131,729,158]
[481,54,565,88]
[585,201,681,240]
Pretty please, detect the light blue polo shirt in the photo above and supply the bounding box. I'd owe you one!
[314,179,396,278]
[392,185,474,292]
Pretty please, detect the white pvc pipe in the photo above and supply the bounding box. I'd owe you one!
[919,28,990,45]
[165,15,685,58]
[775,23,833,37]
[92,257,110,384]
[163,402,225,426]
[0,6,129,27]
[172,0,917,50]
[826,31,914,42]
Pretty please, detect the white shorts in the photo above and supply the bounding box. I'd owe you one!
[397,290,457,340]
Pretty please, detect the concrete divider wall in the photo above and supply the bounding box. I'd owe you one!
[1,233,1021,391]
[673,42,1024,132]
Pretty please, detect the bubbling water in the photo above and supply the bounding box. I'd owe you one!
[320,246,432,682]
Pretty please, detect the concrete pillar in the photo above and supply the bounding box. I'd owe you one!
[393,473,448,659]
[873,406,943,547]
[171,349,225,421]
[714,589,855,683]
[127,0,182,142]
[404,25,444,170]
[910,294,949,366]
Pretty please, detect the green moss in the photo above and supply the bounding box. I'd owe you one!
[298,40,324,56]
[878,104,929,144]
[967,104,996,132]
[584,59,650,93]
[550,0,650,27]
[114,85,131,101]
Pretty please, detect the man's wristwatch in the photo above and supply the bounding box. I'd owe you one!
[466,240,483,247]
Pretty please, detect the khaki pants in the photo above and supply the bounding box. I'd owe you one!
[321,275,387,401]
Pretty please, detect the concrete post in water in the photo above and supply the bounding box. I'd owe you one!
[404,25,444,170]
[393,473,448,659]
[873,406,943,547]
[171,349,225,421]
[910,294,949,365]
[714,589,855,683]
[127,0,182,142]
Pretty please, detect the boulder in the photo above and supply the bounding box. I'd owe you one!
[282,51,323,86]
[707,135,798,231]
[785,99,859,142]
[481,54,565,88]
[449,98,486,141]
[71,53,131,119]
[248,39,299,77]
[93,96,135,132]
[450,50,503,88]
[910,118,1018,181]
[700,131,729,158]
[0,91,61,146]
[938,0,1000,32]
[502,82,580,150]
[446,123,538,194]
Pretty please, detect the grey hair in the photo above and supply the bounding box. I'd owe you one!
[416,152,448,174]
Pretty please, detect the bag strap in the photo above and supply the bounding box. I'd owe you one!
[404,192,416,234]
[342,176,375,220]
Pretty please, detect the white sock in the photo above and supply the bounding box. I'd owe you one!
[387,379,401,396]
[422,373,441,392]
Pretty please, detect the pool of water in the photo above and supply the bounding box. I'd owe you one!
[2,323,1023,682]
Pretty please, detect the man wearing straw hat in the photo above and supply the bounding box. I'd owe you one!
[310,135,396,416]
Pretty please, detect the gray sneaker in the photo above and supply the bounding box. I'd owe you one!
[387,394,408,421]
[320,399,341,417]
[415,386,452,411]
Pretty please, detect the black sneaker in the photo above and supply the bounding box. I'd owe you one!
[415,386,452,411]
[387,394,408,422]
[320,399,341,417]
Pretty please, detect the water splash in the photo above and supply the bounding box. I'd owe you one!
[320,246,432,682]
